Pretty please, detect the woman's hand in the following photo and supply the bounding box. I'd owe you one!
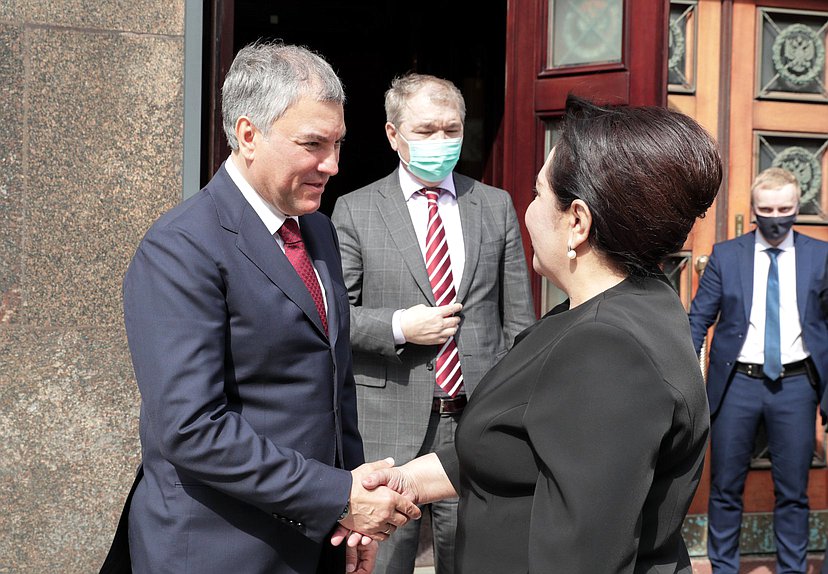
[361,465,422,504]
[363,453,455,505]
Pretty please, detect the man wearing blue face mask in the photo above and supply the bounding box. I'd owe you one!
[331,73,534,574]
[689,167,828,574]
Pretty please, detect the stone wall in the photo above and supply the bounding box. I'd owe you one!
[0,2,185,571]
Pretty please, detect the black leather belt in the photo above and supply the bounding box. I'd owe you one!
[432,395,467,414]
[734,359,811,379]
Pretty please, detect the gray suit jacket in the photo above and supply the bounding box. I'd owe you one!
[332,170,535,464]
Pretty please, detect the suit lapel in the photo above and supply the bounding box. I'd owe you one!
[794,232,810,320]
[738,232,755,323]
[377,174,436,305]
[455,175,481,303]
[234,203,328,340]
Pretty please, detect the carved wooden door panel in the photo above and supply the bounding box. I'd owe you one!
[503,0,668,313]
[669,0,828,557]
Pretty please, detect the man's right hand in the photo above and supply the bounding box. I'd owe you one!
[400,303,462,345]
[338,459,422,541]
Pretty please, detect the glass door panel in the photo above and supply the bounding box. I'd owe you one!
[539,120,567,314]
[547,0,624,68]
[669,1,698,93]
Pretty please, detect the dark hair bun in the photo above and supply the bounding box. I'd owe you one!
[551,96,722,277]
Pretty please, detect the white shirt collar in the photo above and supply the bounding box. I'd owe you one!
[224,155,297,235]
[396,164,457,201]
[754,229,794,253]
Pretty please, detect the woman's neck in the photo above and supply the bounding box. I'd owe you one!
[564,256,628,308]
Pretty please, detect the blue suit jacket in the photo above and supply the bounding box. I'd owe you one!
[689,231,828,419]
[121,165,363,573]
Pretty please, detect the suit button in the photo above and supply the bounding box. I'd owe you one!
[427,361,434,371]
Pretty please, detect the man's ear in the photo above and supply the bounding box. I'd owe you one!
[236,116,257,160]
[385,122,399,152]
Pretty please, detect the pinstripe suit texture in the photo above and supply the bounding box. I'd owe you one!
[331,169,535,467]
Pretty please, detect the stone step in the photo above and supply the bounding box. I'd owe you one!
[691,554,826,573]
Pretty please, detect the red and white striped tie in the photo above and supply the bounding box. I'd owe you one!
[421,188,463,397]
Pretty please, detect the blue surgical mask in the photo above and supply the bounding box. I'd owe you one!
[398,133,463,183]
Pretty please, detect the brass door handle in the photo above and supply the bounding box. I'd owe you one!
[695,254,709,275]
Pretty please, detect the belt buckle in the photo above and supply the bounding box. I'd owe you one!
[745,363,764,378]
[436,396,465,414]
[439,398,455,414]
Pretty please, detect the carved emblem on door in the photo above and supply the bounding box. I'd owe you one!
[772,23,825,87]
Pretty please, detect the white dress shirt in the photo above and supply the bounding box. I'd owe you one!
[392,165,465,344]
[225,156,327,311]
[738,231,807,365]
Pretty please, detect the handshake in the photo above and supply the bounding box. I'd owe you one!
[334,457,424,541]
[331,455,441,573]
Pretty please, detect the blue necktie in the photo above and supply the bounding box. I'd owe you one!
[763,248,782,380]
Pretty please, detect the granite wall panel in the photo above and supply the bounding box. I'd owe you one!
[0,24,24,325]
[0,5,185,572]
[0,327,140,572]
[6,0,184,35]
[23,27,182,327]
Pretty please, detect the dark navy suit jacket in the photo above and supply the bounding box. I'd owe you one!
[689,231,828,419]
[121,165,363,573]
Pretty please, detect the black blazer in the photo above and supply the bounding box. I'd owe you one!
[438,276,709,573]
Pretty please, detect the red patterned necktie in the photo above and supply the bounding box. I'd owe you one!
[277,219,328,335]
[420,188,464,397]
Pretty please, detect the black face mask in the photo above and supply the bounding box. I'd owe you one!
[755,213,796,243]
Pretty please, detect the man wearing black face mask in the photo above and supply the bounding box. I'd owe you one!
[689,167,828,574]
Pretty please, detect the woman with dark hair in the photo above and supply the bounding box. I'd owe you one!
[342,96,722,573]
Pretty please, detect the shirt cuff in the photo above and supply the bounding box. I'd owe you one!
[392,309,407,346]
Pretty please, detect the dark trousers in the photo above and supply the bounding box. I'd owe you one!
[708,371,817,574]
[316,542,345,573]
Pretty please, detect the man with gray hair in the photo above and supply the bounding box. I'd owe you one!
[110,42,420,574]
[332,73,534,573]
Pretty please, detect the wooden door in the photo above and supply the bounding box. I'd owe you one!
[666,1,729,534]
[502,0,668,312]
[670,0,828,558]
[503,0,828,560]
[727,0,828,557]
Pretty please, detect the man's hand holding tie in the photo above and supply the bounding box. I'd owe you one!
[400,303,463,345]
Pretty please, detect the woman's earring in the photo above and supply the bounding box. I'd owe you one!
[566,242,577,260]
